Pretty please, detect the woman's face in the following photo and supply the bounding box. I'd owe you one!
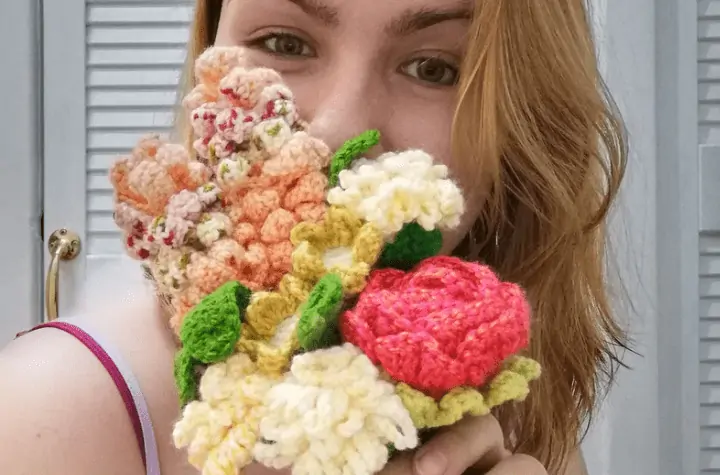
[215,0,478,251]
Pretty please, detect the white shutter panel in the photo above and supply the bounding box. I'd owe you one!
[86,0,192,257]
[701,234,720,472]
[700,1,720,472]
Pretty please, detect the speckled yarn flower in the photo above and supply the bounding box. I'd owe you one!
[341,255,532,398]
[110,46,330,334]
[111,138,214,260]
[253,343,418,475]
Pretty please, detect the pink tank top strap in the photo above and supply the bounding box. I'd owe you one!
[19,320,161,475]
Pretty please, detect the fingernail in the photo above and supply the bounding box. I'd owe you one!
[415,450,448,475]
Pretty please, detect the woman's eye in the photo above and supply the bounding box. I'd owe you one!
[401,57,459,86]
[255,33,315,57]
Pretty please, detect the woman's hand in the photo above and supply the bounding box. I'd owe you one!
[381,415,548,475]
[244,415,547,475]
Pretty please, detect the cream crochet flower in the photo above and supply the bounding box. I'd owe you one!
[253,343,418,475]
[173,353,277,475]
[326,150,465,238]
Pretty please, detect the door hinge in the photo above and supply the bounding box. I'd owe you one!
[39,211,44,241]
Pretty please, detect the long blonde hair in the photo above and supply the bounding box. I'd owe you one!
[180,1,629,472]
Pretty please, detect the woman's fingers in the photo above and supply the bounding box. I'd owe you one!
[412,416,510,475]
[380,415,548,475]
[485,454,547,474]
[380,452,415,474]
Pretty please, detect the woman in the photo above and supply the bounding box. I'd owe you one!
[0,0,626,474]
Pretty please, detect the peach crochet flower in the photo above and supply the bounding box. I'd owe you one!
[111,136,214,259]
[340,256,532,398]
[183,47,250,110]
[111,135,212,217]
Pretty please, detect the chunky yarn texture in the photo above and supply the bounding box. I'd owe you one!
[109,45,542,475]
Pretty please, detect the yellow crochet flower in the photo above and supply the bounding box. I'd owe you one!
[395,356,542,429]
[234,273,311,376]
[173,353,277,475]
[290,206,382,294]
[236,315,300,376]
[243,274,313,339]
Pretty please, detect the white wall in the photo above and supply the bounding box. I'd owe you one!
[582,1,660,474]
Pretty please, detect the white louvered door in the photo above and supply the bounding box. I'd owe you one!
[700,1,720,472]
[43,0,192,318]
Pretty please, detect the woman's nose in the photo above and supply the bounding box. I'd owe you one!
[303,67,387,155]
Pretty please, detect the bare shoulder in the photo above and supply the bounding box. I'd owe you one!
[0,295,191,474]
[0,324,145,475]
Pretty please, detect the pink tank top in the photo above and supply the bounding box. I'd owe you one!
[20,320,161,475]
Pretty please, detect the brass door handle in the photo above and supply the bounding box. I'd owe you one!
[45,229,81,322]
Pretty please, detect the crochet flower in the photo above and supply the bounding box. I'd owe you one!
[183,47,250,110]
[290,207,383,294]
[243,273,314,339]
[166,189,206,221]
[173,353,276,475]
[252,117,294,153]
[326,150,465,238]
[340,256,531,398]
[186,47,306,168]
[110,136,215,260]
[258,83,298,124]
[148,247,191,296]
[150,215,194,248]
[218,164,329,289]
[233,276,315,376]
[157,63,330,334]
[253,343,418,475]
[114,202,157,259]
[196,212,233,247]
[261,132,330,176]
[236,312,301,376]
[165,143,328,332]
[169,238,260,330]
[220,67,283,110]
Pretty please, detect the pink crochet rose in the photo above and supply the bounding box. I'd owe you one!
[340,256,531,398]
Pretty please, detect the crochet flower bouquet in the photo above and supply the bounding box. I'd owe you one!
[110,47,541,475]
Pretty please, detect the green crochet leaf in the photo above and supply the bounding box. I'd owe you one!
[379,222,443,270]
[297,273,344,351]
[387,443,397,457]
[328,129,381,187]
[174,349,197,407]
[180,280,251,364]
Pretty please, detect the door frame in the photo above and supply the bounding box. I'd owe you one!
[43,0,88,318]
[655,0,700,473]
[0,0,43,342]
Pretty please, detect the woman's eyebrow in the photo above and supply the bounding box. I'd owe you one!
[285,0,339,26]
[387,6,473,37]
[281,0,471,34]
